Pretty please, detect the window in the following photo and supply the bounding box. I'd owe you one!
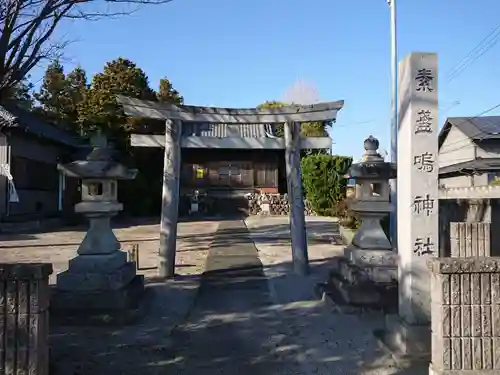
[218,165,240,178]
[218,164,241,185]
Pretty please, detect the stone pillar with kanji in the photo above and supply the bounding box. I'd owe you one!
[382,52,439,359]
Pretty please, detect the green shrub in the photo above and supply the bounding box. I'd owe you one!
[335,197,361,229]
[301,154,352,216]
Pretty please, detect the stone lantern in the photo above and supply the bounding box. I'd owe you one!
[331,135,398,308]
[348,135,395,250]
[51,135,143,320]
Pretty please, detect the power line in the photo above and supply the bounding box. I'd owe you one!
[446,23,500,83]
[446,23,500,81]
[436,23,500,157]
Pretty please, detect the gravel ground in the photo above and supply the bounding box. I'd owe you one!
[0,219,218,283]
[246,215,428,375]
[0,219,218,375]
[0,216,428,374]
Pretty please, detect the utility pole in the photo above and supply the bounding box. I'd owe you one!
[388,0,398,250]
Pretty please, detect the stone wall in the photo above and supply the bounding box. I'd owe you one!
[428,258,500,373]
[439,199,500,257]
[0,263,52,375]
[450,222,491,257]
[246,193,316,216]
[178,192,317,216]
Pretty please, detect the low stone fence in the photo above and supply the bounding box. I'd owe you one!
[450,222,491,257]
[0,263,52,375]
[428,258,500,373]
[246,193,316,216]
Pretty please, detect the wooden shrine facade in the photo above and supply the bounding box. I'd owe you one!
[117,95,344,278]
[132,126,332,201]
[181,148,282,194]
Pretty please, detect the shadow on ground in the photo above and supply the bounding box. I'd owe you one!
[0,219,341,252]
[177,219,343,249]
[0,215,234,243]
[49,219,426,375]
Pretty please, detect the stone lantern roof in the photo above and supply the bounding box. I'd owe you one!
[347,135,397,180]
[57,134,137,180]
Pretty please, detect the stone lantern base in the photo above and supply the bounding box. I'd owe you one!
[50,213,145,324]
[330,212,398,310]
[330,246,398,309]
[51,255,145,324]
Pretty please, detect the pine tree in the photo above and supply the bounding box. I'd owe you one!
[64,67,88,133]
[157,78,183,104]
[34,61,89,133]
[77,58,157,135]
[34,60,70,127]
[5,79,35,109]
[34,60,66,112]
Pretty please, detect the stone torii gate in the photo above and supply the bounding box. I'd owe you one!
[116,96,344,278]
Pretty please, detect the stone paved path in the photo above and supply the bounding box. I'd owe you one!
[162,219,306,374]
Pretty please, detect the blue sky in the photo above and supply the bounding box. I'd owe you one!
[31,0,500,159]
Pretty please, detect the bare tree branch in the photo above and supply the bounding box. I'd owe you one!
[0,0,174,101]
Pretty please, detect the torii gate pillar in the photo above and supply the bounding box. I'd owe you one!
[158,119,182,278]
[284,121,309,275]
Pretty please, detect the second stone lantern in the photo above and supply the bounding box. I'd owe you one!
[51,135,143,321]
[331,135,398,308]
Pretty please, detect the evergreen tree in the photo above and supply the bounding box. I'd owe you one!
[64,67,88,132]
[77,57,157,135]
[34,60,70,126]
[34,61,89,133]
[157,78,183,104]
[6,79,35,109]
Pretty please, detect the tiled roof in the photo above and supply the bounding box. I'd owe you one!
[181,123,276,138]
[446,116,500,141]
[0,104,84,148]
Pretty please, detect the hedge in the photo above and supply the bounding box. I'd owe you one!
[300,154,352,216]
